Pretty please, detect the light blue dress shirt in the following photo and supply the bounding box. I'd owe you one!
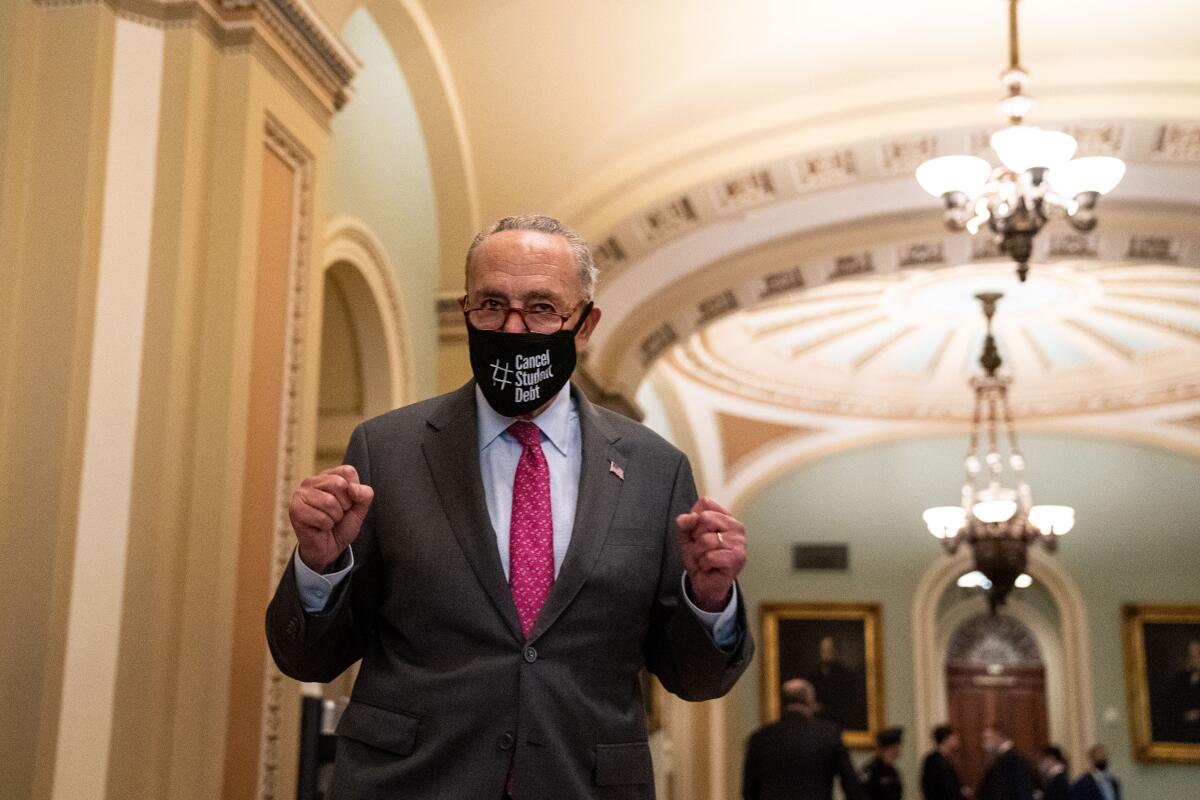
[294,384,738,646]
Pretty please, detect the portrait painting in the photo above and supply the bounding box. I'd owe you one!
[1123,604,1200,763]
[760,602,883,749]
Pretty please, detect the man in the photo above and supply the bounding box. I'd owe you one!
[862,726,905,800]
[921,724,966,800]
[1069,745,1121,800]
[742,679,865,800]
[1036,746,1069,800]
[267,215,754,799]
[809,634,861,730]
[977,725,1035,800]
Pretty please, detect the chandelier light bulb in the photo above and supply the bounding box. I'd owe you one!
[1028,505,1076,535]
[957,570,993,589]
[973,499,1018,524]
[1047,156,1127,197]
[915,155,992,198]
[989,125,1078,174]
[1013,573,1034,589]
[923,506,967,539]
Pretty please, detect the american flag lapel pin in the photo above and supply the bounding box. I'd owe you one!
[609,460,625,480]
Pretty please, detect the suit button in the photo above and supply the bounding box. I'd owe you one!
[524,646,538,663]
[497,733,514,751]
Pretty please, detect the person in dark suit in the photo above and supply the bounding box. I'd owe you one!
[1036,745,1069,800]
[1069,744,1121,800]
[862,726,905,800]
[977,725,1035,800]
[921,724,966,800]
[267,215,754,799]
[742,679,865,800]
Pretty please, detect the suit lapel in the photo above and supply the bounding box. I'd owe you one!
[529,386,625,642]
[421,383,523,643]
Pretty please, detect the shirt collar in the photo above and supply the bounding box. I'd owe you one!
[475,382,574,456]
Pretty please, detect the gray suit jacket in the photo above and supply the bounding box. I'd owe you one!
[266,382,753,799]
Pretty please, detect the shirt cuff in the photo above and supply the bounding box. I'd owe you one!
[680,573,740,649]
[294,548,354,613]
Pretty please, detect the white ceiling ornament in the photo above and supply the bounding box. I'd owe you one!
[667,261,1200,420]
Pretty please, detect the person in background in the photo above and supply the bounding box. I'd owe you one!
[921,724,969,800]
[1036,745,1069,800]
[742,679,865,800]
[977,725,1035,800]
[862,726,905,800]
[1069,744,1121,800]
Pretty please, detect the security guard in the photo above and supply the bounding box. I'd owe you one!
[862,726,904,800]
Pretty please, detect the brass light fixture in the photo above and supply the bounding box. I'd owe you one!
[922,293,1074,611]
[915,0,1125,282]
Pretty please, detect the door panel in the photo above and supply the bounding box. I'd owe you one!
[947,665,1047,789]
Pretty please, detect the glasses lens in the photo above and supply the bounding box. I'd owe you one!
[467,309,506,330]
[526,313,565,334]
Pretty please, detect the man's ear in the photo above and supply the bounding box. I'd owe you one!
[574,305,602,354]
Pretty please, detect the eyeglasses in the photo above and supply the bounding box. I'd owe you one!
[461,299,584,335]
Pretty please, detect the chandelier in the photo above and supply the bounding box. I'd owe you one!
[921,292,1074,611]
[915,0,1125,282]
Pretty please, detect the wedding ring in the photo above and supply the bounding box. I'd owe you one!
[716,531,725,546]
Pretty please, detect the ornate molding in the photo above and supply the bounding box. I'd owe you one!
[258,113,314,800]
[584,119,1200,284]
[35,0,357,116]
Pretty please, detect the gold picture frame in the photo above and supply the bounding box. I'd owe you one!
[760,602,884,749]
[1122,604,1200,763]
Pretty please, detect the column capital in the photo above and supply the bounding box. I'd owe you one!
[35,0,359,116]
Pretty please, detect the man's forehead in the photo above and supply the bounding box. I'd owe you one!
[467,229,579,292]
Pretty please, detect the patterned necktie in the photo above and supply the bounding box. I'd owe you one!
[507,421,553,639]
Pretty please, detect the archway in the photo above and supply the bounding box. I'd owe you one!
[913,549,1094,771]
[944,611,1049,787]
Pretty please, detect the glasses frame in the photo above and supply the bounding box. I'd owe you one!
[460,297,586,334]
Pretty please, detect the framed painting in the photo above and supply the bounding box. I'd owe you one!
[760,602,884,749]
[1123,604,1200,762]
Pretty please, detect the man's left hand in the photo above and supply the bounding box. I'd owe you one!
[676,497,747,612]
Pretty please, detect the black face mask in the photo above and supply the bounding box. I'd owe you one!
[467,303,592,417]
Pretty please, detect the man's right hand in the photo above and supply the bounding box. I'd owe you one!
[289,465,374,574]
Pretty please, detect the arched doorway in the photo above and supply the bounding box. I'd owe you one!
[315,218,411,472]
[945,613,1048,788]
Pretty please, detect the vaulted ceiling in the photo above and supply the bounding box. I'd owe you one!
[314,0,1200,487]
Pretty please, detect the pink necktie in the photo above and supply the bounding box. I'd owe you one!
[507,421,553,639]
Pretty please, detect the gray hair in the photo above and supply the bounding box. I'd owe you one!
[781,678,817,710]
[464,215,599,301]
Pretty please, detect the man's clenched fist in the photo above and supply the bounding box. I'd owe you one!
[289,464,374,574]
[676,497,747,613]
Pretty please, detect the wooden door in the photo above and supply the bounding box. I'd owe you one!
[947,665,1048,789]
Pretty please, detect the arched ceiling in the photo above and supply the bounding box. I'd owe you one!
[315,0,1200,230]
[313,0,1200,485]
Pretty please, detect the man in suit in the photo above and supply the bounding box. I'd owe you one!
[266,215,753,799]
[921,724,967,800]
[1069,745,1120,800]
[1036,745,1069,800]
[977,725,1034,800]
[742,679,865,800]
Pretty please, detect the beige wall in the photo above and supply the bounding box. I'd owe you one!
[0,3,349,799]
